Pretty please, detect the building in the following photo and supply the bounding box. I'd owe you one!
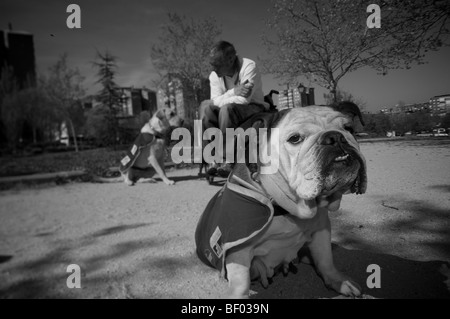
[113,87,158,132]
[156,78,186,118]
[156,75,209,124]
[0,26,36,147]
[0,26,36,88]
[278,85,315,109]
[429,94,450,116]
[380,94,450,116]
[115,87,157,118]
[380,102,430,114]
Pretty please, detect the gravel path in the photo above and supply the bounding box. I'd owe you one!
[0,140,449,299]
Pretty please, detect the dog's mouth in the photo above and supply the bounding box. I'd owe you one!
[295,147,365,215]
[262,141,367,220]
[333,153,350,163]
[321,142,368,192]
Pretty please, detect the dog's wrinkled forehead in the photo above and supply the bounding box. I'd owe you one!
[277,106,351,130]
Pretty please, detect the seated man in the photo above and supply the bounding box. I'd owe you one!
[200,40,269,176]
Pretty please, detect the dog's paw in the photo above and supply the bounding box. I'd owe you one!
[339,280,362,297]
[164,179,175,185]
[323,272,362,297]
[124,179,135,186]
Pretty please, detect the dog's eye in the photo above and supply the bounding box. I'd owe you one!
[344,126,355,134]
[287,134,303,145]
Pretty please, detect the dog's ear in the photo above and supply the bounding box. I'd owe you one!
[237,110,289,181]
[331,101,365,127]
[154,109,167,121]
[240,109,289,132]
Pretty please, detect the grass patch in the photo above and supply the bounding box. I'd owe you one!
[0,147,127,178]
[0,146,200,179]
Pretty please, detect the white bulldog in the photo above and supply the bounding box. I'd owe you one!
[195,102,367,298]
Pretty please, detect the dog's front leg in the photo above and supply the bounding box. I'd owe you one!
[225,249,252,299]
[148,154,175,185]
[308,210,361,297]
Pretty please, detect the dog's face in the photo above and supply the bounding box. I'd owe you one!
[146,108,183,134]
[258,103,367,219]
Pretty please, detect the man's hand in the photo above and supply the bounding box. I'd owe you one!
[234,80,253,98]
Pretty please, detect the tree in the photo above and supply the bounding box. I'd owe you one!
[43,53,85,152]
[92,50,121,111]
[441,113,450,129]
[0,67,60,150]
[364,113,392,136]
[84,105,117,147]
[150,13,221,121]
[91,50,121,145]
[1,90,24,150]
[0,66,19,147]
[408,113,435,132]
[262,0,450,102]
[0,83,59,149]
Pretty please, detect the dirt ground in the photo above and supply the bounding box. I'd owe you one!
[0,139,449,299]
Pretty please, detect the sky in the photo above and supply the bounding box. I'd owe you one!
[1,0,449,113]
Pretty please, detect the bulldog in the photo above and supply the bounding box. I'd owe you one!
[195,102,367,298]
[94,108,183,185]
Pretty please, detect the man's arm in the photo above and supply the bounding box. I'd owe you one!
[209,74,236,107]
[210,61,258,107]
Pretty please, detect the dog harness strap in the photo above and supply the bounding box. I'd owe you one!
[259,173,300,216]
[119,132,155,174]
[149,126,165,139]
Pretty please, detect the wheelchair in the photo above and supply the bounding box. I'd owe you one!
[200,90,279,184]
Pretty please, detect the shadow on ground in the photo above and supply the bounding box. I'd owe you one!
[428,184,450,193]
[0,223,190,298]
[0,256,13,264]
[2,199,449,299]
[251,244,450,299]
[334,194,450,263]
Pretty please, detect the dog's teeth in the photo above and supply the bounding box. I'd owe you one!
[334,154,349,162]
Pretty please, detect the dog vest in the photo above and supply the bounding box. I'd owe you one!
[119,132,157,174]
[195,173,289,279]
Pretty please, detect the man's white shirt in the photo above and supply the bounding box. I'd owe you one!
[209,57,269,110]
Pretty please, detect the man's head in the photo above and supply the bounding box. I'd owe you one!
[209,41,237,77]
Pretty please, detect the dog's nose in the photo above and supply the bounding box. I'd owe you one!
[319,131,347,146]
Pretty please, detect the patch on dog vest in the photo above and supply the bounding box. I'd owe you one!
[131,144,138,155]
[121,155,131,166]
[210,226,223,258]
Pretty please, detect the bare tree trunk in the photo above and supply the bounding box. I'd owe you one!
[67,118,79,152]
[330,81,338,104]
[194,87,201,120]
[32,126,37,144]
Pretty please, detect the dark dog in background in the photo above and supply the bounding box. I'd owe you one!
[94,108,183,185]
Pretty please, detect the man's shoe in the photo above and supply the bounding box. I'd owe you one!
[217,163,233,178]
[206,162,219,175]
